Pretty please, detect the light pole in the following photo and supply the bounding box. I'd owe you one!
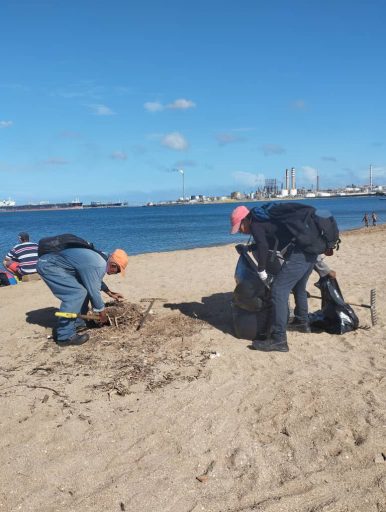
[178,169,185,200]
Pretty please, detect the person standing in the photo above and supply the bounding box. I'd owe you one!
[230,206,317,352]
[37,242,129,346]
[3,232,39,279]
[362,213,369,227]
[371,212,377,226]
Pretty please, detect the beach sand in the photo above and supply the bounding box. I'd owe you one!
[0,226,385,512]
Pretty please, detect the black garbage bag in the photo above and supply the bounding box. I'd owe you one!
[232,245,277,340]
[309,276,359,334]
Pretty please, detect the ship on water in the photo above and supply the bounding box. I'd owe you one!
[0,199,83,212]
[0,198,129,212]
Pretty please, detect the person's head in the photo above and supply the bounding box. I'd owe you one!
[230,206,251,234]
[18,232,29,242]
[106,249,129,276]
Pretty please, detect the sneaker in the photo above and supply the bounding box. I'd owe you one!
[57,333,90,346]
[252,338,289,352]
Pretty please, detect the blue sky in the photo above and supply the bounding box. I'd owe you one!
[1,0,386,204]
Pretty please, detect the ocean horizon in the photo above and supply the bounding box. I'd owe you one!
[1,196,385,258]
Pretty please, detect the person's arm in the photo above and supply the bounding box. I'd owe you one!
[101,280,124,301]
[250,222,270,275]
[77,265,106,311]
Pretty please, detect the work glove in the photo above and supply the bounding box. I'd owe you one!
[258,270,268,282]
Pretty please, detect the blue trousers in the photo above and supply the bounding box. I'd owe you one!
[270,250,317,341]
[37,253,91,341]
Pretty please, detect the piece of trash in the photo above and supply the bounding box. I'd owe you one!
[196,475,209,483]
[374,453,385,464]
[47,335,53,339]
[209,351,220,359]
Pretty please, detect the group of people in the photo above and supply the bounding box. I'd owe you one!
[3,232,128,347]
[230,206,335,353]
[362,211,378,227]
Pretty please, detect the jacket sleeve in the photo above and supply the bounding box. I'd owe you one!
[250,222,269,272]
[76,265,106,311]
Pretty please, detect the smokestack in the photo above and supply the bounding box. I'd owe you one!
[291,167,296,190]
[316,173,320,192]
[369,164,373,189]
[285,168,290,190]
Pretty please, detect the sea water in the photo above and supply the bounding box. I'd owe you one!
[0,196,385,257]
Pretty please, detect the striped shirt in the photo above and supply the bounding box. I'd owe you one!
[6,242,39,275]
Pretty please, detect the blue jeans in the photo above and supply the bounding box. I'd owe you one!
[37,249,106,341]
[270,250,317,341]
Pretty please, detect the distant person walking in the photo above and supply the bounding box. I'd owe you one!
[2,232,38,279]
[362,213,369,228]
[371,212,378,226]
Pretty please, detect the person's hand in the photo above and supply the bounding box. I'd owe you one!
[107,290,125,301]
[328,270,337,279]
[95,310,109,325]
[258,270,268,281]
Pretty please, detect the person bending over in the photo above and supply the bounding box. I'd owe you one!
[230,206,318,353]
[37,246,128,346]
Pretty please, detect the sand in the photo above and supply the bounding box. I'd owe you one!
[0,226,385,512]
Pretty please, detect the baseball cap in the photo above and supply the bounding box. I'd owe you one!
[230,206,250,234]
[110,249,129,276]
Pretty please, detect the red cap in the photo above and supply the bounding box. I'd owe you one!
[230,206,250,234]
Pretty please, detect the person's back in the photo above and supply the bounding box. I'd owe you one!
[3,232,38,277]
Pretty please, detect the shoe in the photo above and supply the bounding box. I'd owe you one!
[291,318,311,333]
[76,325,88,333]
[57,333,90,346]
[252,338,289,352]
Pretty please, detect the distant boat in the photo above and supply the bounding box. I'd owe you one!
[0,198,16,207]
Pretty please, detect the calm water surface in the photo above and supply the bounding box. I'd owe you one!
[0,196,385,257]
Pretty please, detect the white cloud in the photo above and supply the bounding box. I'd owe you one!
[43,158,69,165]
[88,104,115,116]
[233,171,265,187]
[261,143,285,156]
[144,98,196,112]
[166,98,196,110]
[161,132,188,151]
[216,132,245,146]
[0,120,13,128]
[301,166,318,182]
[291,99,307,110]
[144,101,164,112]
[111,151,128,160]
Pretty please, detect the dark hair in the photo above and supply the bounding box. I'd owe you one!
[18,232,30,242]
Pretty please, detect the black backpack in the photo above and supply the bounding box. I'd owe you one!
[38,233,105,258]
[250,202,340,255]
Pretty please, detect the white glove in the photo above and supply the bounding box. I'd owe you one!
[258,270,268,281]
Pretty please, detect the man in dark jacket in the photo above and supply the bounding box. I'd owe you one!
[230,205,318,352]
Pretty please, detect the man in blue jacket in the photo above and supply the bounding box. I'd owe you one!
[37,247,128,346]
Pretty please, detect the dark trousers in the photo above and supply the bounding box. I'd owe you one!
[270,250,317,341]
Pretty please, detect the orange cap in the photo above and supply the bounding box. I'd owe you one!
[110,249,129,276]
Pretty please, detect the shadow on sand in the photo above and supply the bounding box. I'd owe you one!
[26,307,58,329]
[164,292,234,336]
